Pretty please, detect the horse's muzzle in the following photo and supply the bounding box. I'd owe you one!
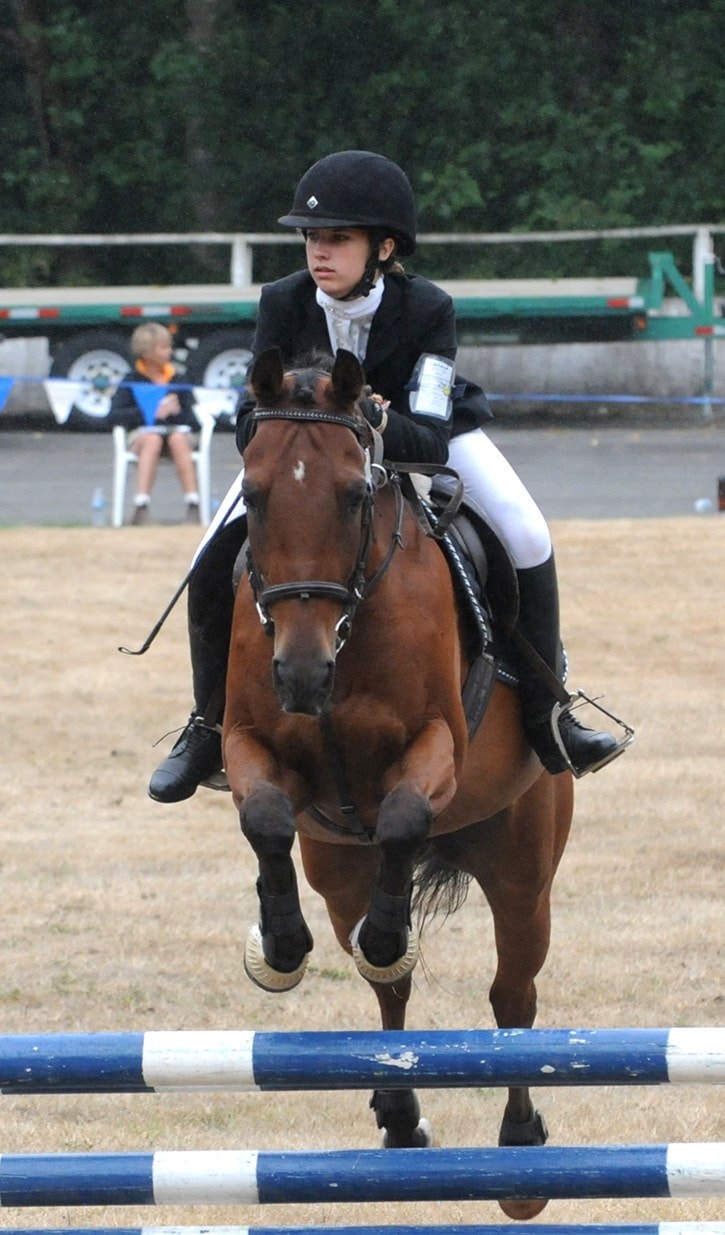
[272,655,336,716]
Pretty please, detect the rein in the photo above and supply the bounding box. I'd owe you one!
[245,405,401,651]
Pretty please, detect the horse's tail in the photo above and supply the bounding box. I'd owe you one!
[412,840,472,928]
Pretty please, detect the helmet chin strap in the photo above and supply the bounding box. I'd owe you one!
[338,240,381,300]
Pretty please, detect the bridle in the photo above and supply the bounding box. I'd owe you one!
[244,406,403,652]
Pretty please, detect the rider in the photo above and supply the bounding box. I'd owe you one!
[148,150,623,803]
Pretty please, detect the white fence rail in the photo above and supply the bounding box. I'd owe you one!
[1,225,724,294]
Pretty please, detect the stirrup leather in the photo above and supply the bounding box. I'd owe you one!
[551,690,635,779]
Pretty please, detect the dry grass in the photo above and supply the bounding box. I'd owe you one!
[2,519,723,1228]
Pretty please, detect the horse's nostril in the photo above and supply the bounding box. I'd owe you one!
[272,656,336,715]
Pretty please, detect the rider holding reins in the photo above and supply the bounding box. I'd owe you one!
[149,150,625,804]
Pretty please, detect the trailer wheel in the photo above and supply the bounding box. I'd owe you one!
[50,331,132,431]
[185,329,254,390]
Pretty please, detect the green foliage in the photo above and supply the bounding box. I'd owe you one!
[0,0,723,285]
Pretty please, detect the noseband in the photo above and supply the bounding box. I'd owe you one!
[245,406,400,651]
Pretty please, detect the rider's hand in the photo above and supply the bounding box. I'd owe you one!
[360,391,390,431]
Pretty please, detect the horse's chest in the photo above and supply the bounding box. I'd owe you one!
[270,710,406,816]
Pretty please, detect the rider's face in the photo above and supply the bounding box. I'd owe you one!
[305,228,394,299]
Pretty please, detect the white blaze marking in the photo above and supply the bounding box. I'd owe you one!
[293,460,305,482]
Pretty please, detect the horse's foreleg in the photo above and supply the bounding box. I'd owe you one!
[240,782,313,989]
[352,718,457,982]
[226,725,314,991]
[351,785,431,980]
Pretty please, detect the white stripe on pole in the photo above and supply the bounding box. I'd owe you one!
[666,1029,725,1082]
[143,1229,253,1235]
[152,1151,259,1205]
[142,1031,257,1091]
[666,1143,725,1196]
[661,1226,725,1235]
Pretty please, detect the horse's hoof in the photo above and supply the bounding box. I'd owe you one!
[349,917,419,984]
[243,924,310,992]
[499,1197,548,1220]
[497,1107,549,1219]
[382,1117,434,1148]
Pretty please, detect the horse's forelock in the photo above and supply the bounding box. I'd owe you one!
[285,362,364,422]
[289,368,324,408]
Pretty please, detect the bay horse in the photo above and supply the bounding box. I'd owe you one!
[223,347,574,1221]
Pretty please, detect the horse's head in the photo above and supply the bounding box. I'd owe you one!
[242,348,373,716]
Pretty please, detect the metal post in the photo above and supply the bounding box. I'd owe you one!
[230,237,253,286]
[696,233,716,421]
[692,227,713,303]
[702,333,714,422]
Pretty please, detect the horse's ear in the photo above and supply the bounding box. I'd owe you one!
[249,347,285,404]
[331,349,365,407]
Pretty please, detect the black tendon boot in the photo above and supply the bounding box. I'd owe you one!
[514,554,624,777]
[148,521,246,803]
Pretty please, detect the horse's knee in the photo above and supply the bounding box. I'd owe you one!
[376,786,433,853]
[240,783,295,858]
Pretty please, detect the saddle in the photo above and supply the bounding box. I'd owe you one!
[425,477,521,740]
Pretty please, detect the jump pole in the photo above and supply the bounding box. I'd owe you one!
[1,1028,723,1093]
[3,1225,725,1235]
[0,1144,723,1206]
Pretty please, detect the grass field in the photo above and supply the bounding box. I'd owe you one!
[2,520,723,1227]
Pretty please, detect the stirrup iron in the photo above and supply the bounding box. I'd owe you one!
[551,690,635,779]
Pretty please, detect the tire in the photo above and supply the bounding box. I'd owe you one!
[185,328,255,390]
[50,330,132,431]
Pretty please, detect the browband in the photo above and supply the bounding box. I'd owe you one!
[253,408,365,439]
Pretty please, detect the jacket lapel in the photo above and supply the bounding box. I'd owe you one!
[364,277,406,370]
[296,282,330,354]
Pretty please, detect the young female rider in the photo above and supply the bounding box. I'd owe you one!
[149,150,622,803]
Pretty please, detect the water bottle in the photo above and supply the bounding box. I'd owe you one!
[91,487,108,527]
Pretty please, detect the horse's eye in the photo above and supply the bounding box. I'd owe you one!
[242,486,261,513]
[346,486,366,515]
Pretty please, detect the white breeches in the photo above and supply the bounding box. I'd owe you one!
[192,467,246,564]
[194,427,550,572]
[447,428,551,569]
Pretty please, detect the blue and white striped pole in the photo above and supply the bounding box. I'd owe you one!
[0,1028,723,1093]
[1,1226,724,1235]
[0,1145,722,1206]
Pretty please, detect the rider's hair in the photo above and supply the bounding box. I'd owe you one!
[369,227,405,275]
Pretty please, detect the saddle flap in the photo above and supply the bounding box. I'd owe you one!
[429,480,520,638]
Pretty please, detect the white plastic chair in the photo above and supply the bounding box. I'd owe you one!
[111,396,224,528]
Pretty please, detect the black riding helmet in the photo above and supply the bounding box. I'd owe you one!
[278,150,417,257]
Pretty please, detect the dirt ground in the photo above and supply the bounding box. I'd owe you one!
[2,519,723,1229]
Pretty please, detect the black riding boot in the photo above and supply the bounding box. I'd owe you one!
[515,554,622,776]
[148,520,246,803]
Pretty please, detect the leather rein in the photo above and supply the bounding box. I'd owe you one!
[244,406,404,651]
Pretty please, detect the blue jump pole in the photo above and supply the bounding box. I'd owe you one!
[0,1144,723,1206]
[2,1226,725,1235]
[0,1028,723,1093]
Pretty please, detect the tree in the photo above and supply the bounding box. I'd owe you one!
[0,0,723,285]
